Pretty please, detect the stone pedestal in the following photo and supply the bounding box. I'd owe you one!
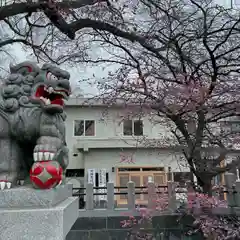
[0,184,79,240]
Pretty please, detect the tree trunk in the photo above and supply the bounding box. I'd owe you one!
[201,180,212,196]
[195,173,213,195]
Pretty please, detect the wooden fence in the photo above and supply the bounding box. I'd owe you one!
[72,172,240,212]
[73,181,178,210]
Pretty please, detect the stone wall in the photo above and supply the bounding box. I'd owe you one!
[66,215,202,240]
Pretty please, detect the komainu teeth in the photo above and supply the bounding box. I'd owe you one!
[40,96,51,105]
[45,99,51,105]
[44,152,50,160]
[34,152,54,161]
[44,152,52,160]
[48,87,54,93]
[53,90,67,99]
[34,152,38,161]
[6,182,11,189]
[50,153,54,160]
[46,152,50,160]
[38,152,43,160]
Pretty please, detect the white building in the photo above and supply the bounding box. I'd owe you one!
[65,98,192,194]
[64,98,239,204]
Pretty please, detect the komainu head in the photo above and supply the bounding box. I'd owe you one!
[2,61,71,114]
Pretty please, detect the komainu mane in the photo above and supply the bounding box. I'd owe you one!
[0,61,71,189]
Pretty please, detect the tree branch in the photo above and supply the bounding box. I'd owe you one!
[0,0,104,20]
[0,39,58,63]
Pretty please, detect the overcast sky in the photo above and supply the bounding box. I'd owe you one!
[3,45,100,96]
[2,0,240,96]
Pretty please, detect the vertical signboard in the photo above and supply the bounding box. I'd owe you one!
[98,168,107,201]
[87,169,96,186]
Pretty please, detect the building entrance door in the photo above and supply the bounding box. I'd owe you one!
[116,167,166,206]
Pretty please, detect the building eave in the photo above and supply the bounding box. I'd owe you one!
[73,138,240,154]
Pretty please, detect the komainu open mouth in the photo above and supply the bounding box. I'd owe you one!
[35,86,69,106]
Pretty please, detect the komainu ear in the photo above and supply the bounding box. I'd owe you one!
[9,61,41,75]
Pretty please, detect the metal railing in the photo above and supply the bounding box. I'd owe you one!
[72,185,169,196]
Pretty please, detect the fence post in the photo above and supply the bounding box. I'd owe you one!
[147,181,157,209]
[86,183,94,210]
[186,181,196,206]
[107,182,115,210]
[234,180,240,208]
[127,181,135,210]
[168,181,177,211]
[225,172,236,207]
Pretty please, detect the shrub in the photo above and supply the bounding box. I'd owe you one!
[121,187,240,240]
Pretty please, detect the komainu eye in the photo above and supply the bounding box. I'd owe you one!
[46,72,58,81]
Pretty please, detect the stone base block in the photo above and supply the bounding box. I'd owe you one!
[0,184,72,208]
[0,196,79,240]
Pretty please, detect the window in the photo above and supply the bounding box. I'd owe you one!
[74,120,95,136]
[220,121,240,133]
[66,169,85,177]
[123,120,143,136]
[230,122,240,133]
[173,172,194,187]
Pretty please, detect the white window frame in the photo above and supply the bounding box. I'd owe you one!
[73,119,96,137]
[122,119,143,136]
[220,120,240,133]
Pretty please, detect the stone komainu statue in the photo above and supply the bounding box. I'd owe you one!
[0,61,71,189]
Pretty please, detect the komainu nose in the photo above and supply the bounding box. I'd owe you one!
[57,79,71,92]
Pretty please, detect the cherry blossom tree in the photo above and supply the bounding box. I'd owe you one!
[0,0,166,62]
[68,0,240,193]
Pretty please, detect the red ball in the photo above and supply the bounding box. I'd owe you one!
[30,161,63,189]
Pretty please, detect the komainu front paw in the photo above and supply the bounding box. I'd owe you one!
[0,173,17,190]
[0,181,11,190]
[33,144,57,162]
